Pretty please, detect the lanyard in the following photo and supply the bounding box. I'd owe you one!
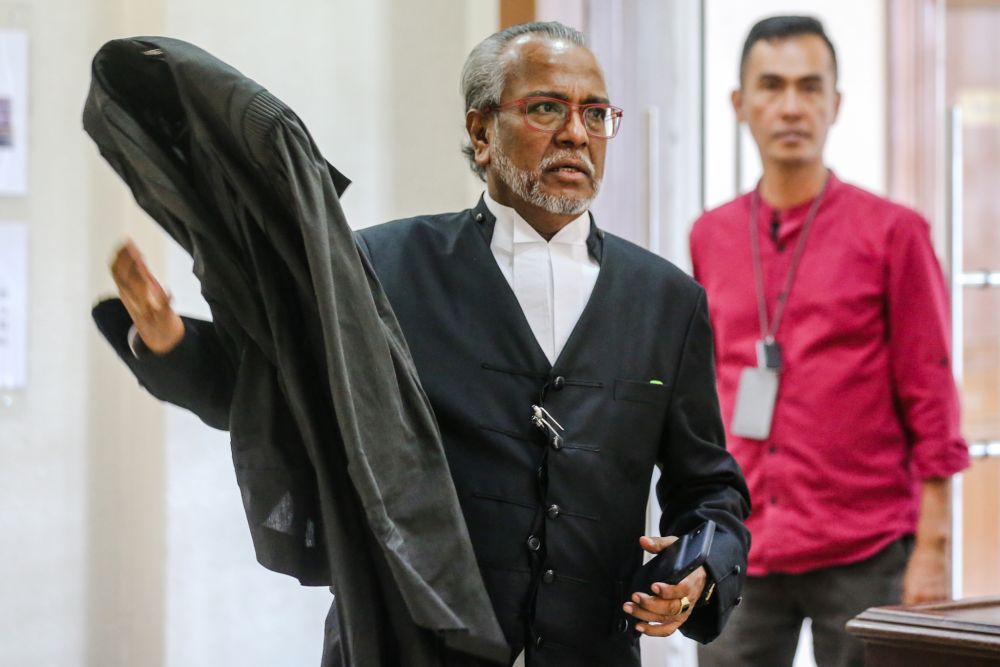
[749,172,829,342]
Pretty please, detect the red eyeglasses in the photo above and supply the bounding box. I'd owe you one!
[485,96,623,138]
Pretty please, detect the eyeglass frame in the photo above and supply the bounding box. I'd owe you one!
[483,96,624,139]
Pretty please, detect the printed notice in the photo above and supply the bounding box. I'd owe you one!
[0,222,27,388]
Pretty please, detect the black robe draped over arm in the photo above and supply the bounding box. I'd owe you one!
[83,36,507,666]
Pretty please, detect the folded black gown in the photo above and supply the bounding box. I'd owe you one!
[83,36,507,665]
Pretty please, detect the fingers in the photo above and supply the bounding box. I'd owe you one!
[108,240,185,354]
[624,591,689,619]
[110,240,173,322]
[627,537,703,637]
[639,534,679,555]
[111,241,169,314]
[623,592,691,637]
[623,600,671,624]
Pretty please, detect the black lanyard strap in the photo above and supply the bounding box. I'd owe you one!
[749,172,830,341]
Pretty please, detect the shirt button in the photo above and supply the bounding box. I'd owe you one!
[526,535,541,552]
[550,435,563,451]
[768,445,777,454]
[770,496,778,505]
[546,504,561,519]
[552,376,565,390]
[542,569,556,583]
[475,212,484,222]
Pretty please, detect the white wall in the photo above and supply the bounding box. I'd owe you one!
[0,2,888,665]
[704,0,887,210]
[0,1,498,666]
[0,1,137,665]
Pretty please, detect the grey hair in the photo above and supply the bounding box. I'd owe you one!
[460,21,589,181]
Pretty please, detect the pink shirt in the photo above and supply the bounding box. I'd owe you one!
[690,173,969,576]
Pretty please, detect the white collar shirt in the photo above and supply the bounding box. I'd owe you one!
[484,192,600,365]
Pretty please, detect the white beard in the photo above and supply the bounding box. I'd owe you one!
[490,143,601,216]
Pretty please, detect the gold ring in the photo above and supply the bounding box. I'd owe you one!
[679,595,691,615]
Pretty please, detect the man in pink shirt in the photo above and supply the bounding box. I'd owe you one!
[691,16,969,667]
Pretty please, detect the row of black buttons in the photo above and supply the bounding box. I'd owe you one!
[527,382,565,654]
[525,504,563,552]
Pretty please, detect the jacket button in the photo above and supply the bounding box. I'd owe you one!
[552,375,565,390]
[617,617,630,633]
[546,504,561,519]
[550,435,562,451]
[542,569,556,583]
[535,635,545,649]
[526,535,541,552]
[734,596,743,606]
[735,565,741,574]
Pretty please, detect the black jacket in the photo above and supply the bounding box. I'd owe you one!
[356,205,751,665]
[96,202,752,666]
[84,36,506,666]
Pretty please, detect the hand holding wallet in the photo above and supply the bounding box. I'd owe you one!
[629,520,716,595]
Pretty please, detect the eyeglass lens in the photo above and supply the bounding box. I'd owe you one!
[523,99,619,137]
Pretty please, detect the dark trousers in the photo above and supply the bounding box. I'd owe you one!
[697,538,911,667]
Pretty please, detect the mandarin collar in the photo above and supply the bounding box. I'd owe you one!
[755,169,842,225]
[474,192,604,263]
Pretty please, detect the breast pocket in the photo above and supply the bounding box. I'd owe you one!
[613,379,670,405]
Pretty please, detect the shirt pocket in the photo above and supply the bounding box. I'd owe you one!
[613,379,670,405]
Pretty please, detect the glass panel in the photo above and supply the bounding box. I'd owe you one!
[961,121,1000,272]
[961,288,1000,442]
[943,0,1000,603]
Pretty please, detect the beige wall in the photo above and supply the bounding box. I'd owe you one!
[0,1,497,665]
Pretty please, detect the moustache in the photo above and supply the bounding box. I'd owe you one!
[538,151,595,178]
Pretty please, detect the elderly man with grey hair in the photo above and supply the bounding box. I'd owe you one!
[107,21,750,666]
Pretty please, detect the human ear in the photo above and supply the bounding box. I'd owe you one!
[731,88,745,123]
[466,109,492,169]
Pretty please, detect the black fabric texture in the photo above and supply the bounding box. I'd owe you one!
[84,36,507,665]
[356,206,751,663]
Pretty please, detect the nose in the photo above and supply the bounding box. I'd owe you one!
[555,107,589,146]
[779,88,803,116]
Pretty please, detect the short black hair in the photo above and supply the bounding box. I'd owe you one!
[739,15,838,85]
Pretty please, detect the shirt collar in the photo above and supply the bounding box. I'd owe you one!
[483,192,591,252]
[755,169,843,226]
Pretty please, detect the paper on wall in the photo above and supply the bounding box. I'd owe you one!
[0,222,27,388]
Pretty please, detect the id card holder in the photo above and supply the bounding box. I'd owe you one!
[730,366,779,440]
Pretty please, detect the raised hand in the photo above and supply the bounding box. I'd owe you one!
[109,240,185,355]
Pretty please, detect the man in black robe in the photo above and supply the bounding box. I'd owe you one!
[95,21,750,667]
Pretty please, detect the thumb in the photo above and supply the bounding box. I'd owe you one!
[639,535,679,555]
